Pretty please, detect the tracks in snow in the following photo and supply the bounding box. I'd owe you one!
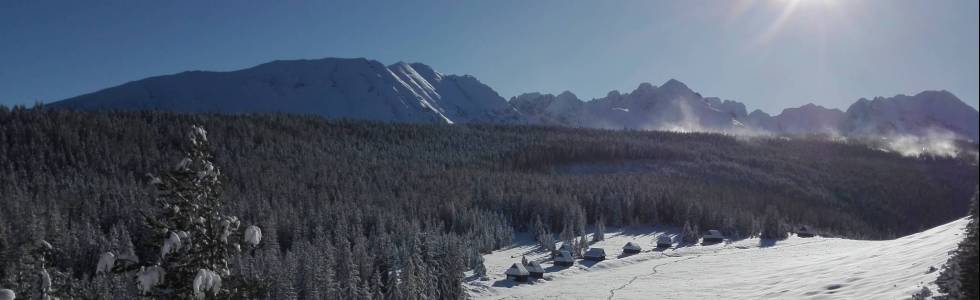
[606,253,700,300]
[604,240,826,299]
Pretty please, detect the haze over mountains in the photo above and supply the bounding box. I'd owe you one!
[49,57,980,142]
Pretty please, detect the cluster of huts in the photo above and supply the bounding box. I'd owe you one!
[504,233,679,283]
[503,226,816,283]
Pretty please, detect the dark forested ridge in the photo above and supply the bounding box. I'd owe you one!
[0,108,977,299]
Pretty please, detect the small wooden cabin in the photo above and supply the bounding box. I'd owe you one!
[554,250,575,267]
[797,226,815,238]
[702,230,725,244]
[622,242,642,254]
[584,248,606,261]
[656,235,674,248]
[526,261,545,279]
[505,263,530,282]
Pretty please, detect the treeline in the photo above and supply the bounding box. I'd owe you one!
[0,108,976,298]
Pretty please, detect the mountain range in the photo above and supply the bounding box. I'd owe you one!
[48,57,980,142]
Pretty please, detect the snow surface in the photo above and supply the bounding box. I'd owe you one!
[466,218,968,300]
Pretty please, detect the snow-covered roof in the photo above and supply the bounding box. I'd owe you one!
[623,242,642,251]
[505,263,530,276]
[584,248,606,258]
[554,250,575,263]
[559,243,572,251]
[526,261,545,273]
[704,230,724,238]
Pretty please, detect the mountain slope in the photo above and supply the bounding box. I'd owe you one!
[746,103,846,135]
[511,80,745,132]
[467,218,969,299]
[50,58,518,124]
[841,90,980,141]
[47,57,979,141]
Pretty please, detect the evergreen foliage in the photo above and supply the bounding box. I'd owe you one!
[0,108,977,298]
[936,188,979,299]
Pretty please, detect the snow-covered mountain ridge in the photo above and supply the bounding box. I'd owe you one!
[48,57,979,142]
[50,58,520,124]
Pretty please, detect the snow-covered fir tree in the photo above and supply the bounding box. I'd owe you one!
[761,207,788,240]
[936,189,979,299]
[473,256,488,280]
[681,221,699,245]
[0,240,85,299]
[94,125,264,298]
[592,216,605,242]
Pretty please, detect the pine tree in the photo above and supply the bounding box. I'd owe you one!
[761,207,788,240]
[681,221,699,245]
[592,216,606,243]
[958,191,978,299]
[1,240,85,299]
[937,189,978,299]
[559,222,574,253]
[473,256,488,280]
[93,125,264,298]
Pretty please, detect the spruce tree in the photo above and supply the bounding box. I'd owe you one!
[937,189,978,299]
[761,207,788,240]
[473,256,488,280]
[94,125,264,298]
[592,216,606,242]
[681,221,699,245]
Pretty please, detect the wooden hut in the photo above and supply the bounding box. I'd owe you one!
[505,263,530,282]
[702,230,725,244]
[797,226,815,238]
[656,235,674,249]
[622,242,642,254]
[554,250,575,267]
[584,248,606,261]
[526,261,545,279]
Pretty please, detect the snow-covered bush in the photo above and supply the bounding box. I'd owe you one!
[136,266,165,294]
[244,225,262,247]
[0,289,14,300]
[96,252,116,275]
[192,269,222,299]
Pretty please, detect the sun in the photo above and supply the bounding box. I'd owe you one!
[755,0,843,45]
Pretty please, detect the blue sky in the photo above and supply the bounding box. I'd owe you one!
[1,0,977,113]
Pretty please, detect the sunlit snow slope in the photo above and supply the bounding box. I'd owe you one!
[466,218,968,300]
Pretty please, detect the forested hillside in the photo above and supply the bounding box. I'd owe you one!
[1,108,976,299]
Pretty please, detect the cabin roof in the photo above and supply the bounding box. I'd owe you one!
[526,261,545,273]
[555,250,575,262]
[505,263,529,276]
[623,242,642,250]
[584,248,606,257]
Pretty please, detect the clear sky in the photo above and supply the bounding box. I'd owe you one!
[1,0,977,113]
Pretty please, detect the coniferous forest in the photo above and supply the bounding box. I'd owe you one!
[1,108,977,299]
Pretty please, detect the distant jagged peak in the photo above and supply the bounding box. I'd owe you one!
[632,82,658,96]
[748,109,772,118]
[660,78,689,91]
[606,90,623,99]
[781,102,843,115]
[556,91,581,102]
